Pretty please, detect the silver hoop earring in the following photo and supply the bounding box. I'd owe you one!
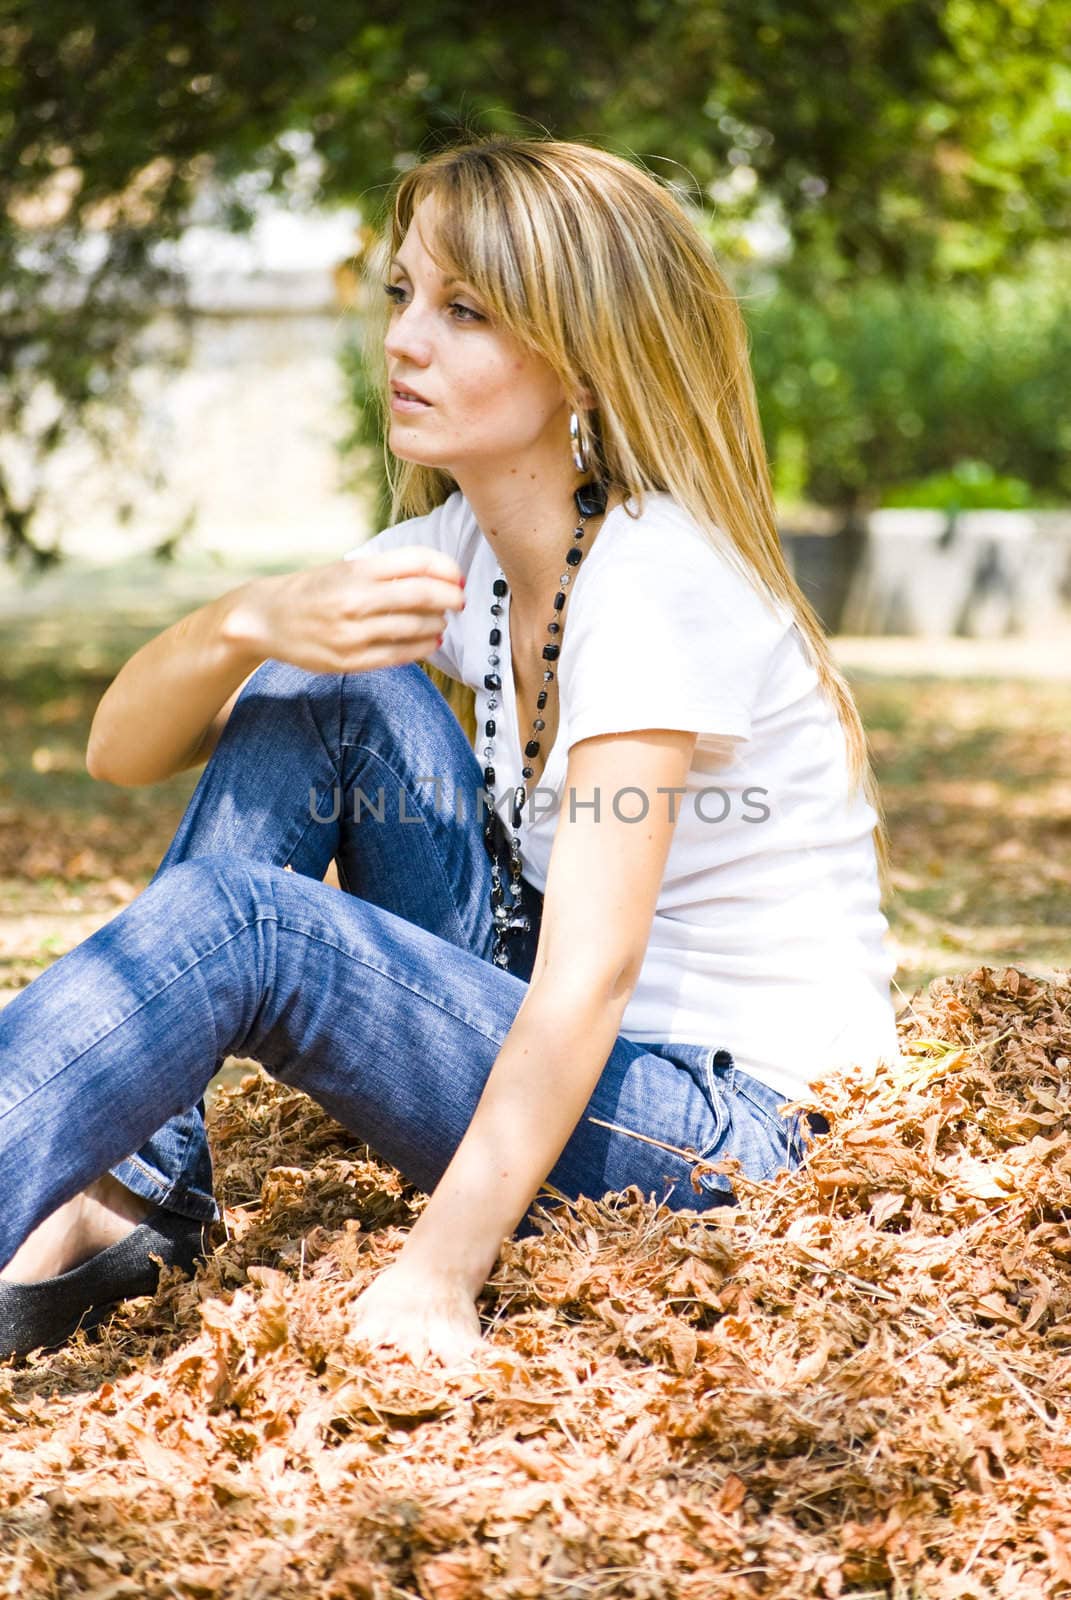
[569,411,590,474]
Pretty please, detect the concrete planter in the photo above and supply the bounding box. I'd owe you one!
[781,509,1071,638]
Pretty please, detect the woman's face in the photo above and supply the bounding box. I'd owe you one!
[383,195,570,479]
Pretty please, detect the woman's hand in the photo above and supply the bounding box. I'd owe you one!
[225,545,466,678]
[347,1257,483,1369]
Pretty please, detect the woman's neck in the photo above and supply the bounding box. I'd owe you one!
[460,468,624,619]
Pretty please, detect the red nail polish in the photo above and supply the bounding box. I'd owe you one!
[460,577,466,588]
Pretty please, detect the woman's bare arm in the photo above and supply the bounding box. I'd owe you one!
[86,547,466,788]
[85,583,269,787]
[396,726,698,1292]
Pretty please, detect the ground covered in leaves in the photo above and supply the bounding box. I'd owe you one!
[2,964,1071,1598]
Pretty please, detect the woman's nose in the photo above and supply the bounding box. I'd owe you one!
[384,306,432,366]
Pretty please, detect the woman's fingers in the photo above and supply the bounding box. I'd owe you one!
[343,578,463,632]
[352,1321,481,1369]
[343,545,465,617]
[240,546,464,677]
[346,1261,484,1369]
[334,615,447,673]
[351,609,451,643]
[332,549,464,666]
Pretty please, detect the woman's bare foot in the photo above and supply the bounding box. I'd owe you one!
[0,1176,153,1285]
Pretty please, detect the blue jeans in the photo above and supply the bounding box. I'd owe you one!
[0,660,824,1271]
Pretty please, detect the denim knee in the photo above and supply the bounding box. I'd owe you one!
[151,854,270,925]
[245,657,433,709]
[235,658,450,763]
[340,660,455,726]
[239,656,330,700]
[229,657,343,739]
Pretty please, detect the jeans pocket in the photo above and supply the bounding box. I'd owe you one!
[728,1063,826,1173]
[632,1042,732,1166]
[692,1050,803,1191]
[694,1045,734,1160]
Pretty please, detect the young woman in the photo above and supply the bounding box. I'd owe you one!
[0,136,898,1366]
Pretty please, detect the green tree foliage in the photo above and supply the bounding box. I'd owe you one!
[697,0,1071,278]
[747,251,1071,512]
[2,0,1068,560]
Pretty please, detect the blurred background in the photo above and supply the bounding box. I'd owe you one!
[1,0,1069,1020]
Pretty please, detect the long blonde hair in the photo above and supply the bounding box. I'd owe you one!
[361,134,891,888]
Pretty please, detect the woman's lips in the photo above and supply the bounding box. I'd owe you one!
[390,383,431,410]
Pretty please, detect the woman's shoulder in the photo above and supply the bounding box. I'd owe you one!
[587,488,792,633]
[597,488,750,571]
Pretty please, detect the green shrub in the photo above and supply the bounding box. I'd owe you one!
[746,257,1071,512]
[880,461,1037,512]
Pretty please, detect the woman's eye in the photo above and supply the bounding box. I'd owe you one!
[381,283,484,323]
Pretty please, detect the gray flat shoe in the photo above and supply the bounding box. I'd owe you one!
[0,1210,207,1362]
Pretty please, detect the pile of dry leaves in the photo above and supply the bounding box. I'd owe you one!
[2,964,1070,1599]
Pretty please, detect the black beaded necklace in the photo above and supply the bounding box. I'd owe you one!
[481,478,610,969]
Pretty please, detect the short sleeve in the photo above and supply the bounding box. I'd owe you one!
[561,518,788,749]
[342,489,469,565]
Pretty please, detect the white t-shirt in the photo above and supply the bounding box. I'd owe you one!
[346,488,899,1102]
